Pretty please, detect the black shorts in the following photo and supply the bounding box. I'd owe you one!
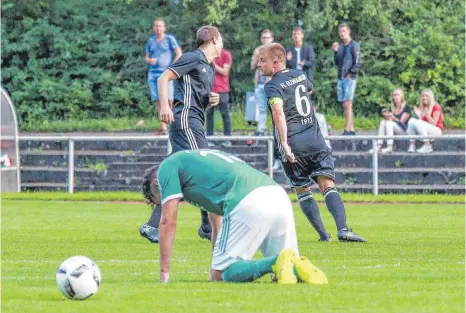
[169,128,208,153]
[281,153,335,188]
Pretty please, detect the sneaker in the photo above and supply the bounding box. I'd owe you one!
[272,160,281,171]
[208,141,216,148]
[198,223,212,241]
[337,228,366,242]
[408,145,416,153]
[293,256,328,285]
[271,248,297,284]
[221,141,232,148]
[416,144,433,153]
[139,224,160,243]
[343,130,356,136]
[381,147,393,154]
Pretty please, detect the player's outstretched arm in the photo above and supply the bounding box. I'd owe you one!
[157,70,177,124]
[159,198,181,282]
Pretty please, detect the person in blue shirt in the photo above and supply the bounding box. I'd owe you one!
[145,18,182,135]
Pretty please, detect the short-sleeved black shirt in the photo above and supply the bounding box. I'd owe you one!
[168,50,215,130]
[265,69,330,161]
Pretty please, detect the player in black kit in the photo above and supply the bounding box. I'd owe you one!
[259,43,366,242]
[139,26,223,244]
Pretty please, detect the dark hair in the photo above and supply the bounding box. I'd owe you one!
[293,26,304,34]
[141,165,158,203]
[262,29,274,38]
[196,25,221,47]
[338,23,350,30]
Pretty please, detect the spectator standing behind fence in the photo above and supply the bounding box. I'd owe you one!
[145,18,182,135]
[251,30,281,170]
[206,48,232,148]
[332,23,362,136]
[286,27,315,80]
[371,88,411,154]
[251,29,274,136]
[406,89,444,153]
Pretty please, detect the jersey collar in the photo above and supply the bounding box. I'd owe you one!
[198,49,210,64]
[272,68,289,77]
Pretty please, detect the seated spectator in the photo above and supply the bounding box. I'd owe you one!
[406,89,444,153]
[372,88,411,153]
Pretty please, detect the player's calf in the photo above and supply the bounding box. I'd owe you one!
[296,187,329,241]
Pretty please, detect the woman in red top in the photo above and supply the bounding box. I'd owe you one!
[407,89,444,153]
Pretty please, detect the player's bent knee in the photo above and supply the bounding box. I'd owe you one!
[296,185,312,194]
[316,176,334,193]
[296,186,313,203]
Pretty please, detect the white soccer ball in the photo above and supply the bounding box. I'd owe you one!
[56,256,102,300]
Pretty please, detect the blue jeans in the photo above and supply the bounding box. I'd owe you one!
[206,93,231,136]
[255,84,267,134]
[148,72,174,101]
[336,78,357,102]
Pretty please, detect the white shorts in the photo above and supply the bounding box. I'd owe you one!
[211,185,299,271]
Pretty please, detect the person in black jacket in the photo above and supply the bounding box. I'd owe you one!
[286,27,315,81]
[332,23,362,135]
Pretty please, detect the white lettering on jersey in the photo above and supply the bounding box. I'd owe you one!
[279,74,307,89]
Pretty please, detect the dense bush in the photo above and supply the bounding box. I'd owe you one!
[1,0,464,125]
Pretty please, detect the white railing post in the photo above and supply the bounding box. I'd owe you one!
[372,139,379,195]
[68,139,75,194]
[267,138,273,178]
[166,135,172,156]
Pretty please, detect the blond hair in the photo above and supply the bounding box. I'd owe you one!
[391,88,406,113]
[261,43,286,63]
[420,88,436,114]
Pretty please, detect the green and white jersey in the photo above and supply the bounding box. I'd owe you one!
[157,150,277,216]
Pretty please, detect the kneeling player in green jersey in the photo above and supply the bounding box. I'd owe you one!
[142,149,328,284]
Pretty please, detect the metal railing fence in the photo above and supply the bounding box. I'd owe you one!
[16,134,466,195]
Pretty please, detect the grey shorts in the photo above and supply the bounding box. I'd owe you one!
[281,153,335,188]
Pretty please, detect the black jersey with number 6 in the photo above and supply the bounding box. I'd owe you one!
[265,69,330,161]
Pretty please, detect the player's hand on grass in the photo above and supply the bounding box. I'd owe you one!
[209,92,220,107]
[159,105,174,124]
[282,143,296,163]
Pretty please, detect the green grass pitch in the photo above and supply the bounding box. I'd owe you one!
[2,199,464,313]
